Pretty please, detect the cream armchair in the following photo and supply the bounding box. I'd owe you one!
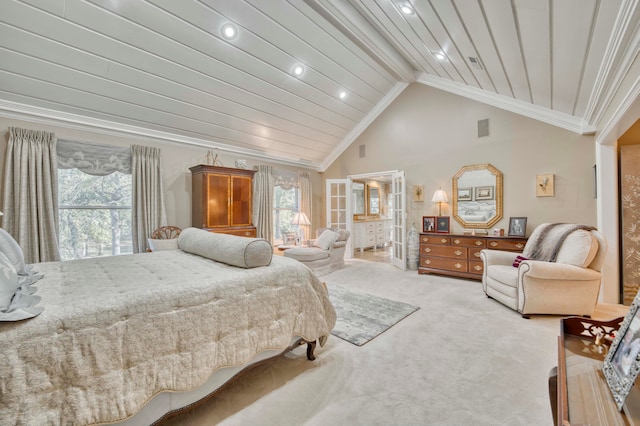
[284,228,350,276]
[480,224,607,318]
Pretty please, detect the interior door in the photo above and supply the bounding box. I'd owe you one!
[391,171,406,270]
[325,179,352,259]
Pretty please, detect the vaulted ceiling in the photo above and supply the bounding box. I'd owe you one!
[0,1,637,170]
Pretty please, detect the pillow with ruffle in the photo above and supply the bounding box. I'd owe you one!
[0,228,26,274]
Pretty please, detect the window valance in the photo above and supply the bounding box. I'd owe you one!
[57,140,131,176]
[272,169,299,189]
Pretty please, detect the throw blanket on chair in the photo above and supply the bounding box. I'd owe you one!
[522,223,596,262]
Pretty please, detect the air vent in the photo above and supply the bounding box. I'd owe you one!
[478,119,489,138]
[468,56,483,70]
[359,144,366,158]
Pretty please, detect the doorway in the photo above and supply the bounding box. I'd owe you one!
[326,171,406,270]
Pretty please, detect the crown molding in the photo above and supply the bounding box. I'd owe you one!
[584,0,640,127]
[0,99,322,170]
[321,81,409,171]
[596,74,640,146]
[416,74,595,135]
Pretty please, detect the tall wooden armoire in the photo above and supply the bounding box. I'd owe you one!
[190,165,257,237]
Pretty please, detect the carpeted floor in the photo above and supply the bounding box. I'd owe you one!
[163,259,560,426]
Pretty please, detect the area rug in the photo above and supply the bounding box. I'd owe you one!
[328,285,419,346]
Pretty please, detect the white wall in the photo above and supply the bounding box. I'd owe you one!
[324,84,597,236]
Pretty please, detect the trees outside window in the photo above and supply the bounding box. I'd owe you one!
[273,185,299,245]
[58,168,132,260]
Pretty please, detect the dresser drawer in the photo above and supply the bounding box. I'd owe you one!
[420,235,450,245]
[469,248,483,261]
[468,260,484,275]
[421,245,467,259]
[451,237,486,248]
[420,256,468,272]
[487,239,526,251]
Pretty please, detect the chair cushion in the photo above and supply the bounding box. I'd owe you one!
[555,231,598,267]
[487,265,519,288]
[314,230,339,250]
[284,247,329,262]
[147,238,179,251]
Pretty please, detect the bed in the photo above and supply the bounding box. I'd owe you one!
[0,230,336,425]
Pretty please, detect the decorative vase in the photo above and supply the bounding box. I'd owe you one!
[407,222,419,270]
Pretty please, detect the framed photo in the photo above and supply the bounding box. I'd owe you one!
[508,217,527,237]
[603,292,640,410]
[422,216,436,233]
[457,187,472,201]
[436,216,450,234]
[475,185,494,201]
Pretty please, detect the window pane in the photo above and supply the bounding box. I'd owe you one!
[59,208,132,260]
[273,186,298,243]
[58,168,132,260]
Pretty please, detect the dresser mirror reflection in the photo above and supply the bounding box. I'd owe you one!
[452,164,503,229]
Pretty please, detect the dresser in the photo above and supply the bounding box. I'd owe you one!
[418,233,527,280]
[190,165,257,237]
[353,220,391,252]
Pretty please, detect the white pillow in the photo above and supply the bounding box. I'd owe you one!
[0,252,19,312]
[314,230,339,250]
[148,238,179,251]
[0,228,26,274]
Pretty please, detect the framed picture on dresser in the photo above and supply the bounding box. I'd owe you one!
[422,216,436,233]
[436,216,450,234]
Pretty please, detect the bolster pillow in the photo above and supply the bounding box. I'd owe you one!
[178,227,272,268]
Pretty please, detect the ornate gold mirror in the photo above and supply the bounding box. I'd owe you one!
[452,164,503,229]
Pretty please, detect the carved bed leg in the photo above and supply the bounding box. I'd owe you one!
[306,341,317,361]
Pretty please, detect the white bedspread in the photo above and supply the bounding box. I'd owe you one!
[0,251,336,425]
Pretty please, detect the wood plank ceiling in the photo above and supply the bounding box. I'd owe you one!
[0,0,635,170]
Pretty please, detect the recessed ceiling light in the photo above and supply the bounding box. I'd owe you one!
[398,2,415,15]
[292,64,305,77]
[433,51,447,61]
[221,23,237,40]
[339,91,347,100]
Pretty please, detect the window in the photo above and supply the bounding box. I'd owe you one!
[273,185,299,245]
[58,168,132,260]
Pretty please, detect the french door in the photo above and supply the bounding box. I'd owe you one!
[391,171,406,270]
[325,179,352,259]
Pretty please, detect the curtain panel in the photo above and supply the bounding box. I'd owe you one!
[2,127,60,263]
[253,165,273,242]
[299,172,312,241]
[131,145,167,253]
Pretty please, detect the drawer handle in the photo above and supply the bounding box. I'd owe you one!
[454,263,462,269]
[441,239,447,244]
[425,247,431,253]
[422,237,429,242]
[516,243,524,249]
[474,252,481,258]
[474,265,482,271]
[425,259,431,265]
[490,242,498,247]
[475,241,483,246]
[245,232,251,236]
[454,250,462,256]
[453,239,460,244]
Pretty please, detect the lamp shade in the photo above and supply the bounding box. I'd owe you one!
[431,189,448,203]
[291,212,310,226]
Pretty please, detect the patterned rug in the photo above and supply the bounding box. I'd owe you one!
[328,285,420,346]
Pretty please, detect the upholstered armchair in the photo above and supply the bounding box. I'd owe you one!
[480,223,607,318]
[284,228,350,276]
